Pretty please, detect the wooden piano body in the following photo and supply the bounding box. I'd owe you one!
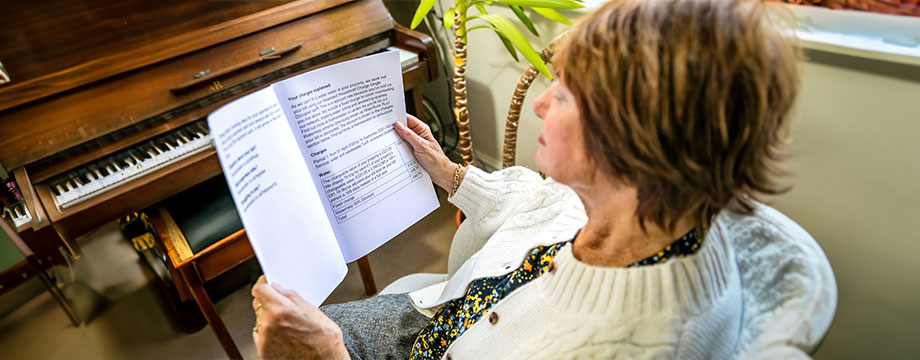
[0,0,437,273]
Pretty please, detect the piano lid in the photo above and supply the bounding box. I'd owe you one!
[0,0,354,112]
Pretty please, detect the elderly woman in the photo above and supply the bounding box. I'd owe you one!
[250,0,801,358]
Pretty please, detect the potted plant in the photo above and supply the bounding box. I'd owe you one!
[410,0,581,165]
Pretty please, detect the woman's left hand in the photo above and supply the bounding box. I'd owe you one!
[251,276,349,359]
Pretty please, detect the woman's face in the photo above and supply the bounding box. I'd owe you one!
[533,81,594,185]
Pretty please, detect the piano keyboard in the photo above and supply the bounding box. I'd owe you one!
[389,46,419,68]
[48,120,213,209]
[3,202,32,228]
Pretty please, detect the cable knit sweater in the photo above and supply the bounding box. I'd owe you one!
[407,166,744,359]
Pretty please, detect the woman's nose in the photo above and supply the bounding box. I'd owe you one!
[533,87,550,119]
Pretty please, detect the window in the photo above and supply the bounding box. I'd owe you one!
[770,0,920,17]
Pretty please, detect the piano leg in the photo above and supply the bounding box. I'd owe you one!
[31,254,81,326]
[1,219,80,326]
[18,226,70,268]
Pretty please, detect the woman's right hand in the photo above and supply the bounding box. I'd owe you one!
[394,114,461,193]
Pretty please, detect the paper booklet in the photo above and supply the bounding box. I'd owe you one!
[207,51,439,305]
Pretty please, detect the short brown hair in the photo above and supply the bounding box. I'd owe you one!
[554,0,800,232]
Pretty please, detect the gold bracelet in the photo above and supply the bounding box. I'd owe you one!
[450,163,463,197]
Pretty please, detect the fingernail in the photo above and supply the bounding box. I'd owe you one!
[271,283,285,291]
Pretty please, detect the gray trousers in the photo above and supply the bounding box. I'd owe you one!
[320,294,431,360]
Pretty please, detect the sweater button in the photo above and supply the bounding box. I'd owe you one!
[547,261,556,274]
[488,311,499,325]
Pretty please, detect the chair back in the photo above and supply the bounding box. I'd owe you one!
[719,203,837,358]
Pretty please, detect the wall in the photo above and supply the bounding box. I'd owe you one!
[0,230,24,271]
[774,50,920,359]
[417,2,920,358]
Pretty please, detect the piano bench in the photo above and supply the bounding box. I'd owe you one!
[147,175,377,359]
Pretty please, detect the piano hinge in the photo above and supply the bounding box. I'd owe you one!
[259,47,276,56]
[0,61,10,85]
[193,69,211,79]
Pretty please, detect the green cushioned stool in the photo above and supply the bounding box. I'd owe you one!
[161,176,243,254]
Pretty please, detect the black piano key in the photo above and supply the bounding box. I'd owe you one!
[151,141,165,154]
[129,151,143,163]
[137,145,154,159]
[196,122,210,135]
[177,130,191,143]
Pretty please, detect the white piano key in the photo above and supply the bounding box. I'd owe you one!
[54,129,214,209]
[9,203,31,228]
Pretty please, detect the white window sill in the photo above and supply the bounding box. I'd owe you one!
[785,4,920,66]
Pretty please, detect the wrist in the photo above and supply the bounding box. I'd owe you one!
[448,163,467,197]
[436,160,457,192]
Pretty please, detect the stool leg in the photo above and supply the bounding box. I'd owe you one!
[356,256,376,295]
[180,263,243,359]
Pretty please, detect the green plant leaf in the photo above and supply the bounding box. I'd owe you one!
[411,0,437,29]
[492,26,520,62]
[477,14,552,79]
[509,5,539,37]
[496,0,582,10]
[443,7,455,29]
[532,7,572,25]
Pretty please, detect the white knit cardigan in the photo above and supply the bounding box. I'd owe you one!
[401,166,836,359]
[408,166,744,359]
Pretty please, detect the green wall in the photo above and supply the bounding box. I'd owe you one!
[0,228,25,270]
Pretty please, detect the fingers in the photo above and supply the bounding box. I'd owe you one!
[252,277,293,310]
[404,115,436,142]
[394,121,427,149]
[271,283,311,308]
[251,275,266,300]
[271,283,326,320]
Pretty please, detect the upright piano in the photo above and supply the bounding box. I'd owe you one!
[0,0,438,272]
